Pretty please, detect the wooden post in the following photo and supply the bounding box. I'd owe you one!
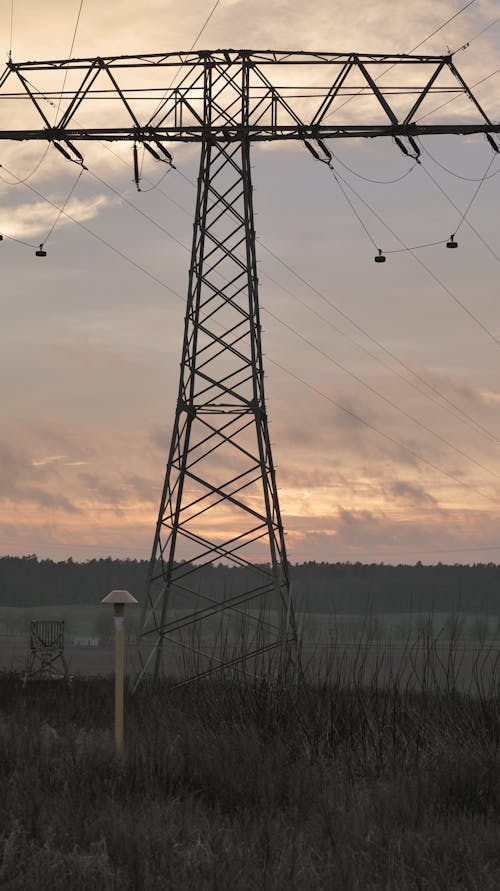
[101,589,138,756]
[114,602,125,755]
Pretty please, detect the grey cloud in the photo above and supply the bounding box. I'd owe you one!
[78,472,125,503]
[0,439,81,513]
[388,480,439,507]
[19,487,81,514]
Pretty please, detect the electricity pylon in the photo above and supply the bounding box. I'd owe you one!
[1,51,498,684]
[141,135,293,682]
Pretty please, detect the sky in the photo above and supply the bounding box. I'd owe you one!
[0,0,499,565]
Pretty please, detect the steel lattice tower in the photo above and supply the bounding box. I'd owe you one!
[0,50,498,684]
[139,136,295,680]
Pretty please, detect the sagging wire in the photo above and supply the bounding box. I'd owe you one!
[137,161,174,193]
[83,144,500,453]
[416,66,500,124]
[323,0,477,122]
[3,2,86,185]
[328,151,417,185]
[307,136,499,263]
[0,164,84,257]
[105,142,499,446]
[9,0,14,60]
[452,12,500,54]
[0,73,58,184]
[304,141,500,348]
[448,151,498,244]
[417,143,500,267]
[415,141,500,182]
[1,132,87,255]
[5,66,173,192]
[4,122,498,454]
[304,139,445,262]
[146,0,222,126]
[267,355,500,510]
[38,167,84,255]
[4,144,500,485]
[0,229,36,249]
[52,0,85,129]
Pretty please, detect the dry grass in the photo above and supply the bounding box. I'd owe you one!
[1,632,500,889]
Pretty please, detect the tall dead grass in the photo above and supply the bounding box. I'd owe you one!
[1,624,500,888]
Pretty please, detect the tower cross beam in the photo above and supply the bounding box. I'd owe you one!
[1,51,498,149]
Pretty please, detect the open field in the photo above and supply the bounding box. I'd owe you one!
[3,607,500,692]
[1,605,498,641]
[2,663,500,889]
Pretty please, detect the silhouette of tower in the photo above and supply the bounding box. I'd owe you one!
[138,136,296,681]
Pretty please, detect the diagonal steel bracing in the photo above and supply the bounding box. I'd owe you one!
[137,136,294,682]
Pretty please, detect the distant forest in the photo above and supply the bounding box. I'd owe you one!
[1,555,500,613]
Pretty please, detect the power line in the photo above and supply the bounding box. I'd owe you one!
[86,165,191,254]
[71,143,500,449]
[67,0,84,56]
[324,0,478,120]
[453,12,500,53]
[5,127,499,459]
[416,147,500,267]
[416,66,500,122]
[146,0,223,126]
[12,52,500,454]
[33,148,500,472]
[38,151,500,452]
[190,0,222,49]
[30,155,500,463]
[410,0,477,52]
[328,152,417,185]
[266,355,500,508]
[4,159,499,510]
[54,0,86,125]
[323,157,500,349]
[2,1,86,186]
[42,168,83,247]
[173,159,479,445]
[262,304,500,485]
[415,141,500,182]
[0,161,185,299]
[260,262,499,445]
[257,237,500,445]
[9,0,14,59]
[3,60,500,498]
[452,151,497,237]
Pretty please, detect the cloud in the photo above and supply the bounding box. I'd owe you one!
[388,480,439,508]
[0,194,114,242]
[32,455,67,467]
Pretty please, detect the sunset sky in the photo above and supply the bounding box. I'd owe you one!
[1,0,499,564]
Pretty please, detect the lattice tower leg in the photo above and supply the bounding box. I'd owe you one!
[136,138,298,685]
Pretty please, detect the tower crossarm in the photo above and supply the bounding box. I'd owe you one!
[0,50,498,149]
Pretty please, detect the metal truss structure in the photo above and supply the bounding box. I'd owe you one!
[1,50,498,683]
[24,619,69,684]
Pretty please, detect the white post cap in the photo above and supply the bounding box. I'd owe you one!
[101,589,138,605]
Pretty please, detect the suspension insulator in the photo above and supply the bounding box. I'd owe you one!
[133,142,140,191]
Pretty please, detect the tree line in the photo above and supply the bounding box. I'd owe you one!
[1,555,500,613]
